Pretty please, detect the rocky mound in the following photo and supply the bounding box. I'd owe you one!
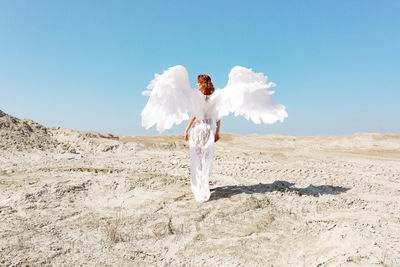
[49,127,126,154]
[0,109,126,153]
[0,109,57,151]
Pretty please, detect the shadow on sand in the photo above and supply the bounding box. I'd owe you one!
[209,180,350,201]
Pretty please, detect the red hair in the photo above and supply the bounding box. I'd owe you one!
[197,74,215,95]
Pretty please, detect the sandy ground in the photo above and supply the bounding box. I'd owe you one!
[1,119,400,266]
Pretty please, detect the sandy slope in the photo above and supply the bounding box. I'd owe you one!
[1,112,399,266]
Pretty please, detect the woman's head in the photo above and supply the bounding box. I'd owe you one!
[197,74,215,95]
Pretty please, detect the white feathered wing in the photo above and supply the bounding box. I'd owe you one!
[141,65,204,133]
[141,65,288,132]
[210,66,288,124]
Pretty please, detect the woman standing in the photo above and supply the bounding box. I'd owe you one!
[184,75,220,202]
[141,65,287,202]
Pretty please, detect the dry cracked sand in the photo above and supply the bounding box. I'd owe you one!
[1,109,400,266]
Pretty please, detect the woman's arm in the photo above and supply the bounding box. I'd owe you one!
[215,120,221,142]
[184,115,196,141]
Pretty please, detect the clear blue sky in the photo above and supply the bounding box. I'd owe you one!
[1,1,399,136]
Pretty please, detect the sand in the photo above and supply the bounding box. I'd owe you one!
[1,110,399,266]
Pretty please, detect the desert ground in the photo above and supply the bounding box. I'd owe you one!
[1,109,400,266]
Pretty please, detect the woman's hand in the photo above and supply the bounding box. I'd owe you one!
[214,132,220,142]
[184,116,196,142]
[215,120,221,142]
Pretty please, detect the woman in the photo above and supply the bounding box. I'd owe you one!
[141,65,287,202]
[184,74,220,202]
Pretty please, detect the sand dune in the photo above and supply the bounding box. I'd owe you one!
[1,110,399,266]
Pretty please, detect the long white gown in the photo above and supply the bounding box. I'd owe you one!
[189,117,215,202]
[141,65,288,202]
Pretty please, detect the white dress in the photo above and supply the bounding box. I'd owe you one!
[189,117,215,202]
[141,65,288,202]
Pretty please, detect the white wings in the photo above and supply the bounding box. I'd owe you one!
[141,65,288,132]
[141,65,204,133]
[210,66,288,124]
